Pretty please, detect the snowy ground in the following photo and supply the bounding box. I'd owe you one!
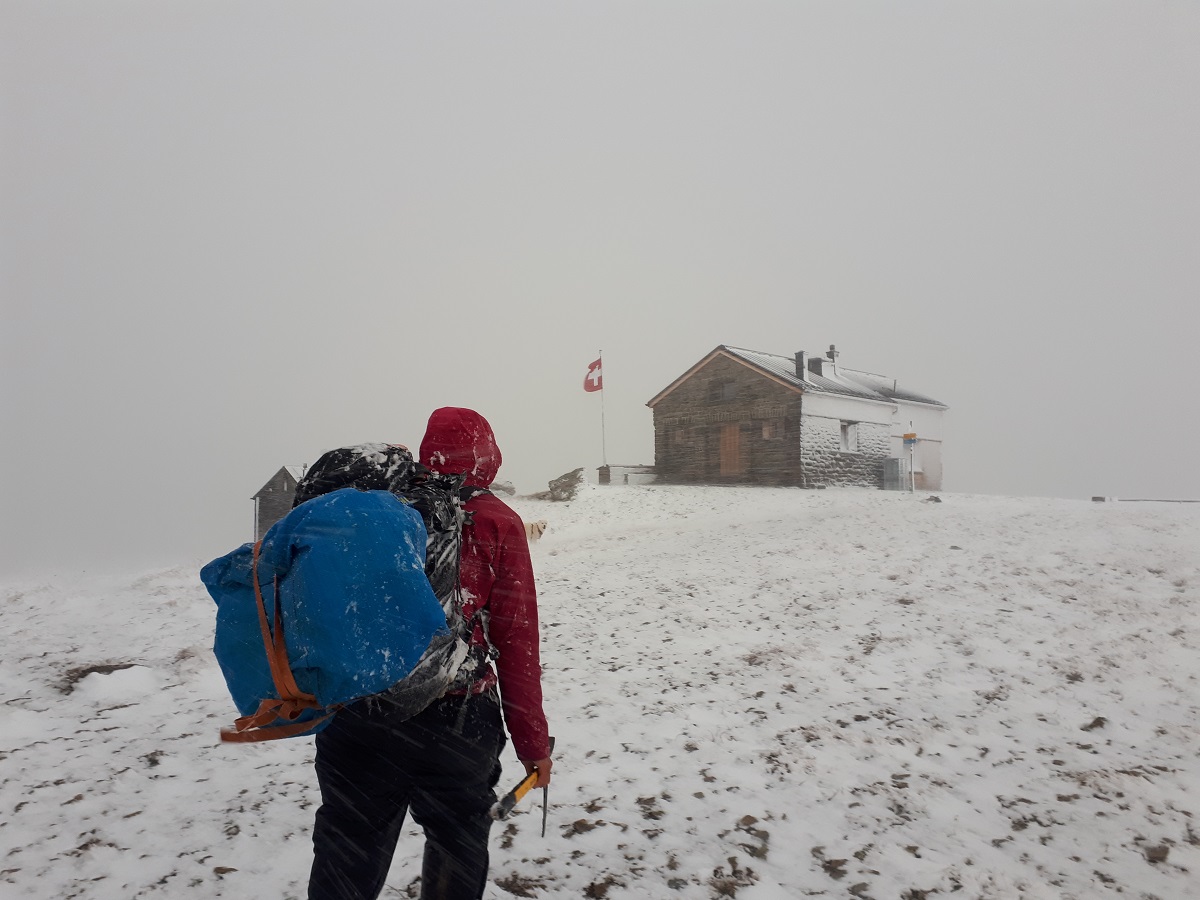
[2,485,1198,899]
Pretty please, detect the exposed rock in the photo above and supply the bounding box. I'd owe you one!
[491,480,516,496]
[547,468,585,502]
[59,662,138,694]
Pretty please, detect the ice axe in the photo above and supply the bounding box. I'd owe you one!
[490,736,555,836]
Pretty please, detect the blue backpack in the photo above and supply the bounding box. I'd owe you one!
[201,486,465,741]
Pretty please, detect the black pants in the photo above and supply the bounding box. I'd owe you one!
[308,692,505,900]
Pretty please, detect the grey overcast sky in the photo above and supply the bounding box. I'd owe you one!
[3,2,1198,577]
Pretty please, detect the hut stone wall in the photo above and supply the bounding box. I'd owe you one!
[798,415,890,488]
[652,354,803,485]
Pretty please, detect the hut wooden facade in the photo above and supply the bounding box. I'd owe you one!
[646,345,947,490]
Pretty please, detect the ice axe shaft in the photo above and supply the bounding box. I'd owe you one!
[540,735,555,837]
[490,769,539,821]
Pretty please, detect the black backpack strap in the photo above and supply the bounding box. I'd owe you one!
[447,484,500,692]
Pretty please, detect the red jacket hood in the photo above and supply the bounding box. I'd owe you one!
[419,407,502,488]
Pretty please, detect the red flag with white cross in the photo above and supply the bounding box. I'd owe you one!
[584,358,603,392]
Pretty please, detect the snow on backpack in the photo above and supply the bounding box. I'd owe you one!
[293,444,496,693]
[201,444,483,742]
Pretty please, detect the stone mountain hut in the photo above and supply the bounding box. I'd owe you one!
[646,345,947,490]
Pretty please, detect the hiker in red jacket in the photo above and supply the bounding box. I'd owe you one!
[308,408,552,900]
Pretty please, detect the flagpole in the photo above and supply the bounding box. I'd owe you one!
[599,350,608,466]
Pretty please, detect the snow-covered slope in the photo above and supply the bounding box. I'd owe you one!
[2,486,1197,899]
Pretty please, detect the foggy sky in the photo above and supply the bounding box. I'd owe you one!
[4,2,1198,577]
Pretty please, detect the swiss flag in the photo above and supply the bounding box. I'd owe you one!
[584,358,603,392]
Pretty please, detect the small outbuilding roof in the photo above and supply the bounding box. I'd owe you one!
[648,345,948,409]
[253,465,309,499]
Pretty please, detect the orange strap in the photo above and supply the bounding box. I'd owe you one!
[219,541,333,743]
[221,703,336,742]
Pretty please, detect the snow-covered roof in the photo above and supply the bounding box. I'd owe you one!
[648,345,947,408]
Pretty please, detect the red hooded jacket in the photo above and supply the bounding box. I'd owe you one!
[419,408,550,762]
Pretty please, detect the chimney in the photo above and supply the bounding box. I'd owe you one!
[808,355,824,377]
[794,351,807,381]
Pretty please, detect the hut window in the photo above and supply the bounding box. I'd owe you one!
[710,380,738,401]
[840,421,859,452]
[762,419,783,440]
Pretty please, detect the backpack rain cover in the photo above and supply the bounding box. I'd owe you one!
[201,488,449,732]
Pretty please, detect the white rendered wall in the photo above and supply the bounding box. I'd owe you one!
[802,391,893,426]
